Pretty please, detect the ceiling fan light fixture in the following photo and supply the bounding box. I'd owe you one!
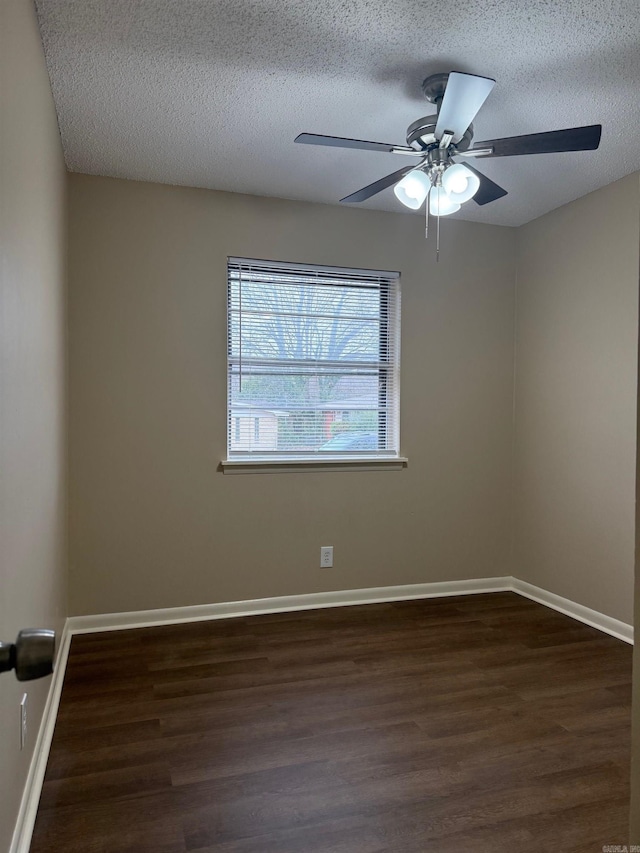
[441,163,480,203]
[393,169,431,210]
[429,186,460,216]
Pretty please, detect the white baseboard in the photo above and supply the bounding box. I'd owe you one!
[67,576,634,644]
[9,620,72,853]
[10,573,633,851]
[512,578,634,645]
[67,576,513,634]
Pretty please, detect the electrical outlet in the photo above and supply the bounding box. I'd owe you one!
[320,546,333,568]
[20,694,27,750]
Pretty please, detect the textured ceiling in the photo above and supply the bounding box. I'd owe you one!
[36,0,640,226]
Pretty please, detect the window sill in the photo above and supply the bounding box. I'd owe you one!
[220,456,408,474]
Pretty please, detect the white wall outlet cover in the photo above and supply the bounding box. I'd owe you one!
[320,546,333,568]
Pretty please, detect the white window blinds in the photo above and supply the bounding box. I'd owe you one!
[227,258,401,460]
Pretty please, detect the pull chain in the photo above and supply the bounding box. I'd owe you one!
[425,195,429,240]
[436,189,441,263]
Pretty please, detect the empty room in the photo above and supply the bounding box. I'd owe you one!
[3,0,640,850]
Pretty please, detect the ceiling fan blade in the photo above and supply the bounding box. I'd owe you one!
[463,164,508,205]
[295,133,416,155]
[340,164,418,203]
[471,124,602,157]
[435,72,495,143]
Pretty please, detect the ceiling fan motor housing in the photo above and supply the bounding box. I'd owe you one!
[406,114,473,152]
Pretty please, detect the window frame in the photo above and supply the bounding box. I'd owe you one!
[223,257,405,473]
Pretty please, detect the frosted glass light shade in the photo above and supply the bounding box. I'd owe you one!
[393,170,431,210]
[429,187,461,216]
[441,163,480,203]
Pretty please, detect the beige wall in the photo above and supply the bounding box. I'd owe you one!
[68,174,516,615]
[0,1,67,849]
[513,174,640,625]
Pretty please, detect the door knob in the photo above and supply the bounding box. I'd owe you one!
[0,629,56,681]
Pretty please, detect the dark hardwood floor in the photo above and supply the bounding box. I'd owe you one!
[30,592,632,852]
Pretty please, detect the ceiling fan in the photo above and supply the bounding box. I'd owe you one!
[295,71,602,230]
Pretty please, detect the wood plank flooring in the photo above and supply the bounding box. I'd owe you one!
[30,593,632,852]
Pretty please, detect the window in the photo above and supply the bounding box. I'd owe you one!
[227,258,401,462]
